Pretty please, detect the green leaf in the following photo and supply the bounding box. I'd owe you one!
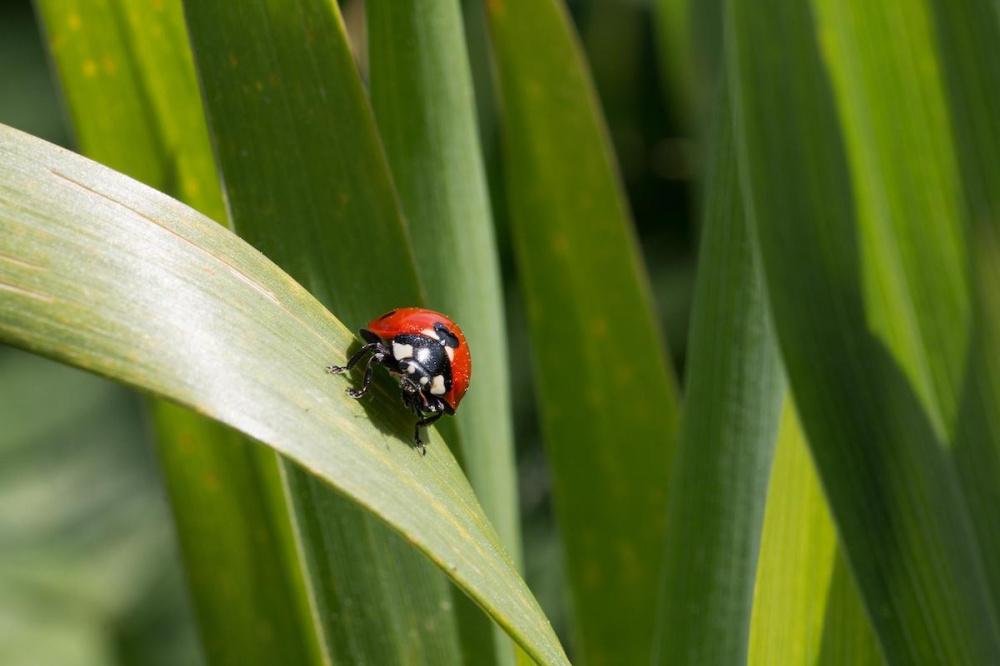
[485,0,680,662]
[0,348,202,666]
[178,0,503,660]
[926,0,1000,611]
[367,0,520,562]
[34,3,322,663]
[0,124,569,666]
[811,0,969,442]
[367,1,521,661]
[151,404,323,665]
[809,0,1000,621]
[653,97,783,665]
[748,403,882,666]
[727,0,1000,660]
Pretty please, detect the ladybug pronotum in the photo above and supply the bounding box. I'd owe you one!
[326,308,471,453]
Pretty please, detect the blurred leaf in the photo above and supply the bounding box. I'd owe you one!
[652,0,696,126]
[179,0,505,660]
[367,0,521,661]
[485,0,680,662]
[367,0,519,561]
[727,0,1000,660]
[0,124,569,666]
[812,0,1000,629]
[653,98,782,665]
[812,0,968,443]
[748,403,882,665]
[34,2,323,663]
[653,0,724,129]
[926,0,1000,610]
[0,348,202,666]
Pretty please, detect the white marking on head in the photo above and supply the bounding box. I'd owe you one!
[445,346,454,361]
[422,328,440,343]
[420,376,429,385]
[392,342,413,360]
[416,347,431,363]
[430,375,446,395]
[406,364,417,374]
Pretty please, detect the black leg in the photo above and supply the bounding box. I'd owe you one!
[346,352,385,399]
[326,342,380,374]
[413,410,445,455]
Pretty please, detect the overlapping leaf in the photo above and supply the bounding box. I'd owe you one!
[0,124,569,666]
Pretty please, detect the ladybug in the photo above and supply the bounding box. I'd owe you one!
[326,308,471,453]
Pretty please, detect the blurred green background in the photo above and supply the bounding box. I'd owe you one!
[0,0,694,662]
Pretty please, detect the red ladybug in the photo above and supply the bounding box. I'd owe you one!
[326,308,471,453]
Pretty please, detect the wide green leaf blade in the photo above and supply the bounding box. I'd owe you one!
[810,0,1000,617]
[653,97,782,665]
[926,0,1000,611]
[179,0,499,660]
[748,403,883,665]
[811,0,968,444]
[367,0,519,564]
[653,3,882,656]
[485,1,680,662]
[0,124,569,666]
[727,0,1000,661]
[366,1,521,662]
[33,3,323,663]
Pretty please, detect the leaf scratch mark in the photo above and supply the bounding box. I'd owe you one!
[0,280,55,303]
[0,252,44,271]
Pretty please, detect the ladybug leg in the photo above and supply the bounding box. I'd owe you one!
[326,342,381,375]
[345,350,387,399]
[413,411,444,455]
[399,382,422,416]
[413,398,447,454]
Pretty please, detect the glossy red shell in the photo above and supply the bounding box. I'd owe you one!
[363,308,471,412]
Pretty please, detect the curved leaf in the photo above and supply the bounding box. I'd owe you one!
[653,98,782,665]
[34,3,325,663]
[367,1,521,661]
[367,0,520,565]
[0,125,569,666]
[748,403,883,666]
[727,0,1000,660]
[178,0,490,660]
[485,1,681,661]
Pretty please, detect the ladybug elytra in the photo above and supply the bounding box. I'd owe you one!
[326,308,471,453]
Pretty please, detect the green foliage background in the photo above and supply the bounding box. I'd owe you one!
[2,0,998,664]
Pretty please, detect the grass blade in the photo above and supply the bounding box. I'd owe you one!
[366,1,521,661]
[179,0,505,660]
[0,124,569,666]
[367,0,519,562]
[33,3,322,662]
[928,0,1000,611]
[748,404,882,665]
[727,0,1000,660]
[653,97,782,665]
[485,0,680,661]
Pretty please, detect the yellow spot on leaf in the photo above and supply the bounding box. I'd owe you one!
[590,318,608,338]
[551,232,569,256]
[67,13,81,31]
[82,59,98,78]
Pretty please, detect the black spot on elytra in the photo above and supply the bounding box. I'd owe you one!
[434,322,459,348]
